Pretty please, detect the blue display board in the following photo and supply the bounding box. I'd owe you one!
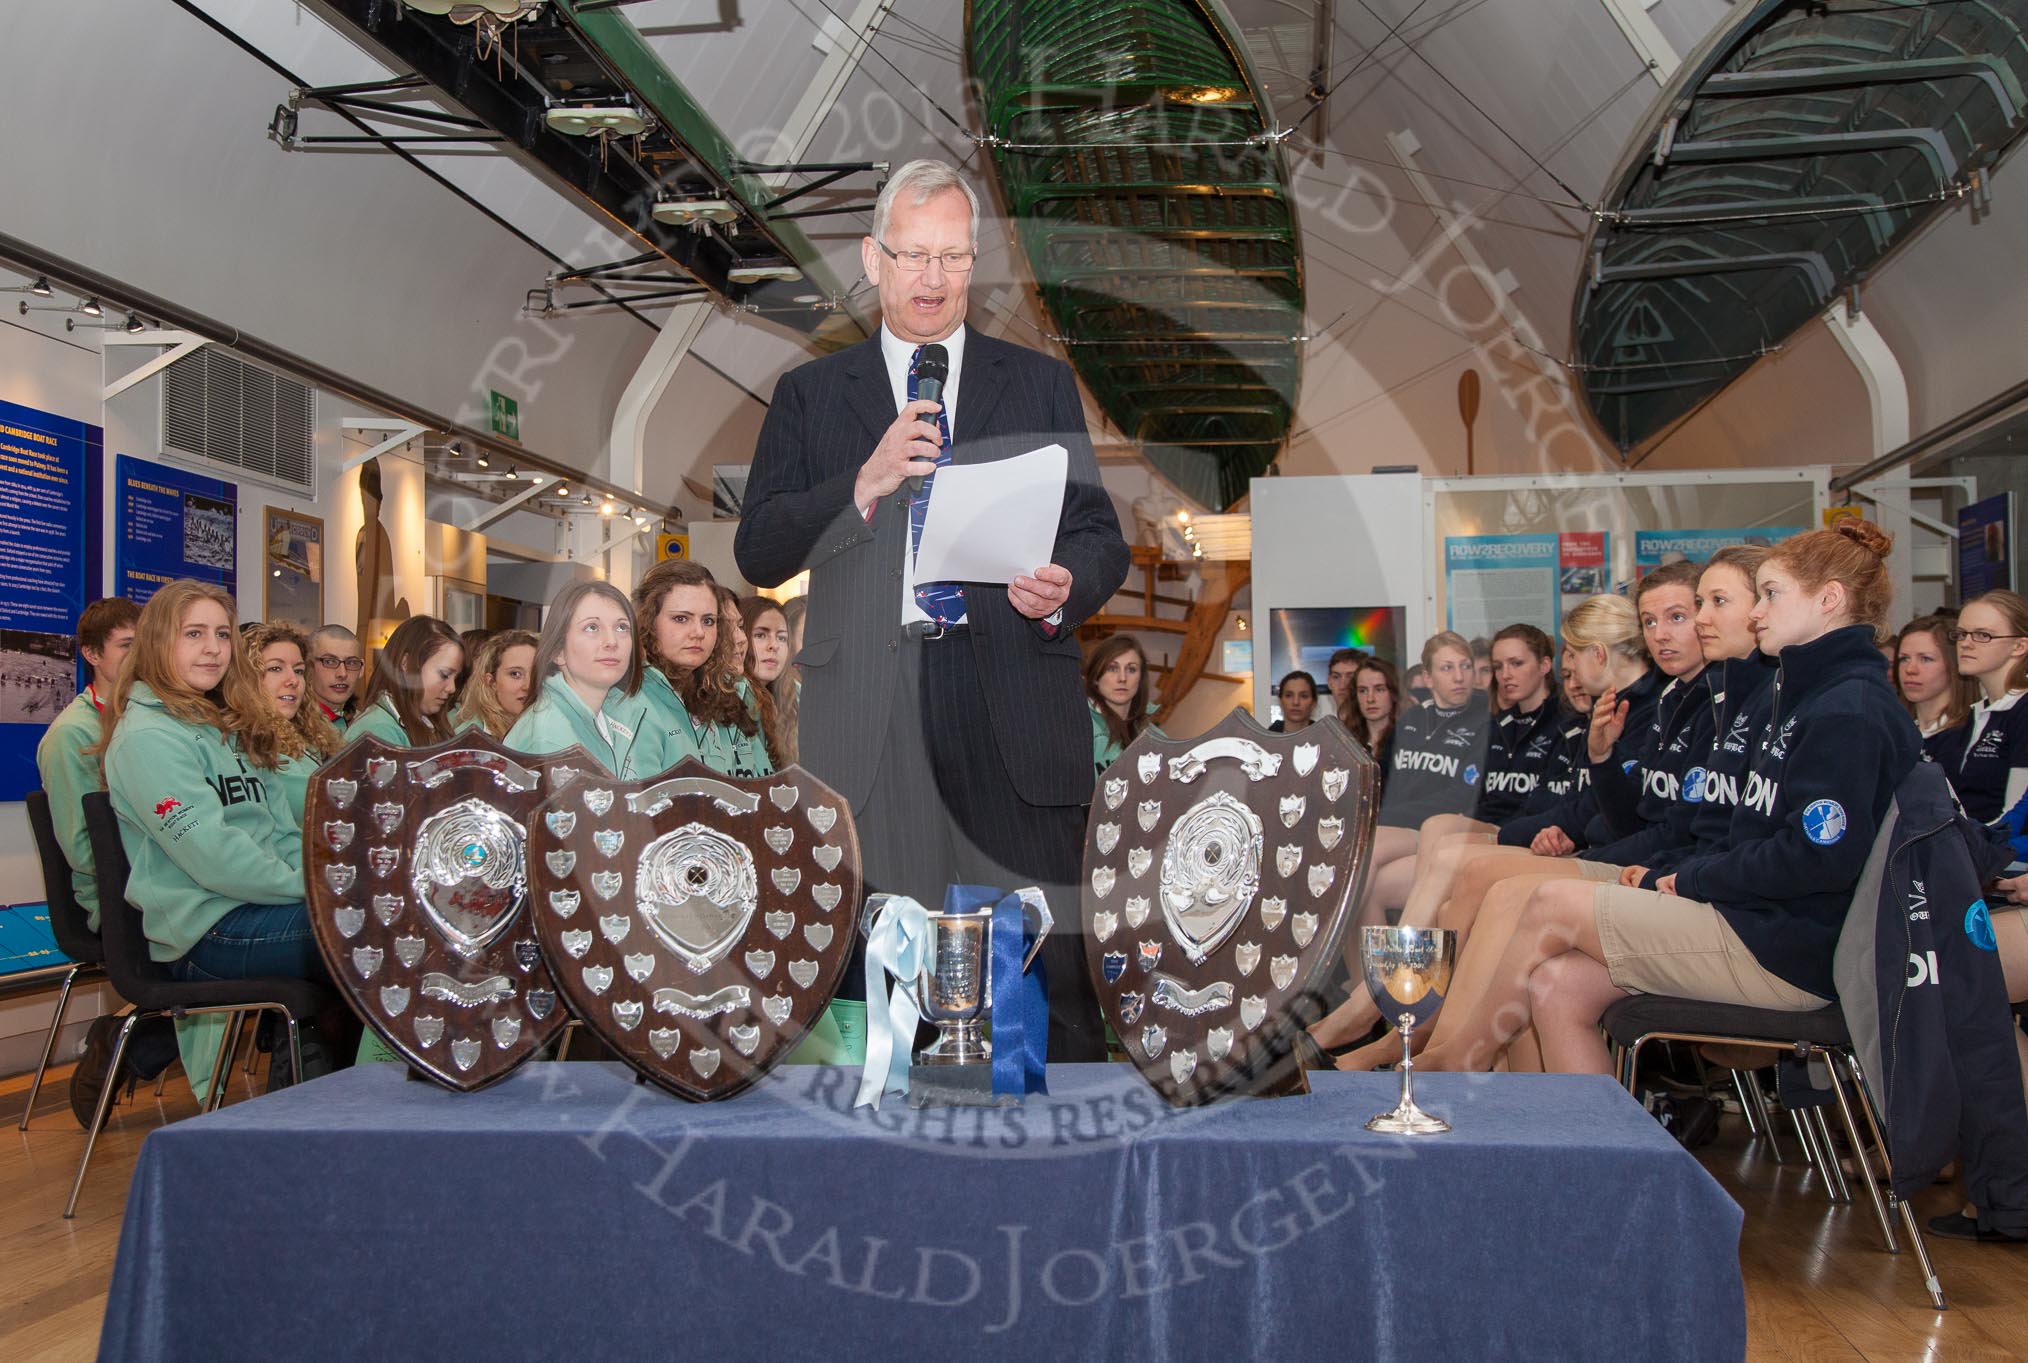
[0,398,101,801]
[0,902,67,979]
[1635,527,1805,574]
[1958,493,2012,598]
[115,453,238,605]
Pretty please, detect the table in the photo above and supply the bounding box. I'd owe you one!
[99,1064,1744,1362]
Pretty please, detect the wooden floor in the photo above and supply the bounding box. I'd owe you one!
[0,1062,2023,1361]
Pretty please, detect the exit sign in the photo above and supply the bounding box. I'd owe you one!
[489,390,520,441]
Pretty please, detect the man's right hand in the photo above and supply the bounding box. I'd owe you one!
[854,400,945,514]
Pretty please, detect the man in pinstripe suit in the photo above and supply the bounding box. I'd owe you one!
[736,160,1130,1061]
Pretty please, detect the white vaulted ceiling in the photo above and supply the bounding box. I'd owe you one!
[3,0,2022,511]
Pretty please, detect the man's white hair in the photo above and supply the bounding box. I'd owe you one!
[871,159,981,247]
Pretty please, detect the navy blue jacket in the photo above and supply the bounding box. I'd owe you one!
[1636,651,1782,884]
[1472,698,1570,826]
[1948,692,2028,823]
[1380,699,1491,829]
[1672,625,1923,1000]
[1498,667,1664,849]
[1583,668,1717,865]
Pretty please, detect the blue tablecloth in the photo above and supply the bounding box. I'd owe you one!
[99,1064,1744,1362]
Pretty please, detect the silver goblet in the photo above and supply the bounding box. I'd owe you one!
[1360,926,1457,1134]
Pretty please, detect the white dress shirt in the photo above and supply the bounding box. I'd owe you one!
[879,323,967,627]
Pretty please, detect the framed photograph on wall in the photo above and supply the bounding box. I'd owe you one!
[263,508,324,631]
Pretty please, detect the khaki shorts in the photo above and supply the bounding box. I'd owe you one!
[1572,858,1623,884]
[1592,884,1829,1011]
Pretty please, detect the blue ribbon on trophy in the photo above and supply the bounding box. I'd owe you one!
[856,884,1053,1110]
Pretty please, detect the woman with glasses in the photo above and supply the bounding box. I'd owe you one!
[1944,592,2028,827]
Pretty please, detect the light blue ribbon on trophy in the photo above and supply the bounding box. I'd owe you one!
[982,885,1050,1099]
[856,893,930,1110]
[855,885,1053,1108]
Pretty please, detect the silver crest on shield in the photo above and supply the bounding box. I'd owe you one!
[1123,895,1151,928]
[1275,844,1302,877]
[1234,941,1262,976]
[1093,910,1118,942]
[636,822,759,974]
[1278,795,1305,828]
[1095,822,1120,855]
[1158,790,1264,964]
[1269,955,1298,991]
[1291,912,1319,948]
[408,798,528,958]
[1317,816,1345,851]
[1126,847,1153,879]
[1103,777,1128,810]
[1137,751,1161,784]
[1322,768,1349,802]
[1137,799,1161,832]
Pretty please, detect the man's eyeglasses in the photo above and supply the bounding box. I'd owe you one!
[1947,629,2026,646]
[315,654,366,673]
[876,240,976,273]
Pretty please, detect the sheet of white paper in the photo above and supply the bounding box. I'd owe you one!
[911,443,1068,585]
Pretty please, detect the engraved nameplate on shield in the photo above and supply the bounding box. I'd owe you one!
[305,731,592,1091]
[527,759,862,1101]
[1081,709,1378,1107]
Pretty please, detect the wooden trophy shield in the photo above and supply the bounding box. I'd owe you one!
[1082,710,1378,1106]
[526,760,862,1101]
[304,732,594,1091]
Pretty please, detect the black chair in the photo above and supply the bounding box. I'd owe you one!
[19,790,107,1130]
[1601,995,1945,1310]
[68,792,335,1219]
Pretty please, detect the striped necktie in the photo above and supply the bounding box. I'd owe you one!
[907,345,966,626]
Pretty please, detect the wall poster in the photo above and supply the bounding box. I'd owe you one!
[116,453,238,604]
[0,398,101,800]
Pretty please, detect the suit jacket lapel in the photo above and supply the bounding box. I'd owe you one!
[953,327,1007,454]
[839,336,895,453]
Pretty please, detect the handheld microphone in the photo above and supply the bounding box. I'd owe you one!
[909,343,949,495]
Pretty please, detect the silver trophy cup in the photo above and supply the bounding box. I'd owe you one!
[1361,925,1457,1134]
[915,896,1053,1066]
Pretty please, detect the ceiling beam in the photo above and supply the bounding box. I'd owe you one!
[1701,57,2021,123]
[1664,128,1960,181]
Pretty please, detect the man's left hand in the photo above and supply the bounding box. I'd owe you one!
[1010,564,1072,620]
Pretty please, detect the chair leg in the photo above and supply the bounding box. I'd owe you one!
[243,1012,260,1075]
[1729,1069,1764,1138]
[1790,1104,1823,1175]
[1810,1106,1852,1203]
[204,1011,242,1112]
[283,1014,304,1090]
[1841,1051,1947,1311]
[18,964,81,1131]
[1825,1056,1898,1253]
[65,1012,138,1218]
[1898,1199,1948,1311]
[1743,1069,1786,1163]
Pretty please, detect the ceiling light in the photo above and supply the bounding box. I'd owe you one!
[545,105,647,138]
[505,467,518,480]
[1177,510,1191,525]
[447,440,463,459]
[28,276,50,297]
[728,264,802,285]
[652,197,739,226]
[600,498,617,517]
[123,313,143,334]
[79,297,102,317]
[553,483,567,497]
[475,450,490,468]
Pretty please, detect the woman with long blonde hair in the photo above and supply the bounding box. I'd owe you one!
[455,628,539,740]
[99,580,339,1083]
[241,621,341,825]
